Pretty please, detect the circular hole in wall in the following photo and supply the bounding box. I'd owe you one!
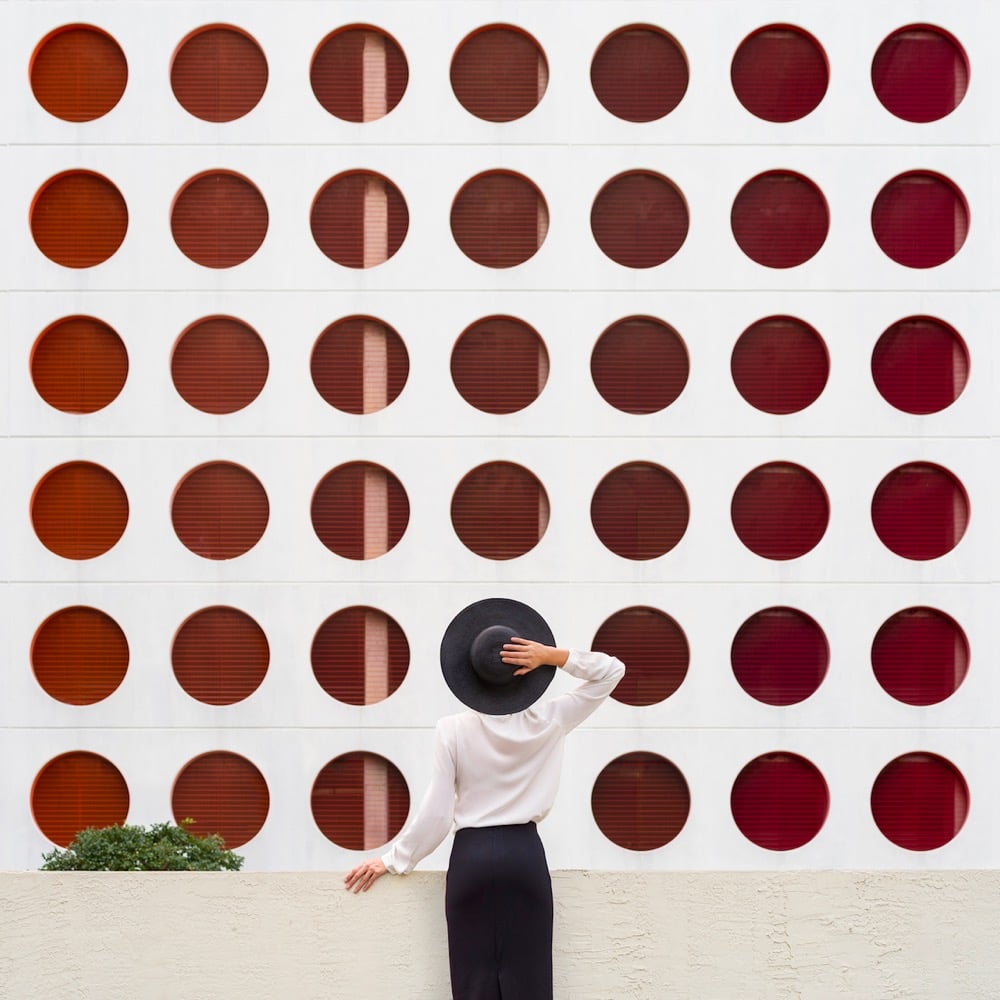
[32,752,129,847]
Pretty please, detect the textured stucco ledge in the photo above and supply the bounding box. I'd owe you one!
[0,870,996,999]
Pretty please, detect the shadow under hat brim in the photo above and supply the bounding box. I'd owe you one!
[440,597,556,715]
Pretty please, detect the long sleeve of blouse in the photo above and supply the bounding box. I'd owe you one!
[381,649,624,875]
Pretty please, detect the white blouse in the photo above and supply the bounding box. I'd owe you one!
[382,649,626,875]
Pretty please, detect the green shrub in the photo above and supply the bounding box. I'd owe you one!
[39,820,244,871]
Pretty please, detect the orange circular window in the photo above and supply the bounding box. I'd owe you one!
[731,25,828,122]
[31,24,127,122]
[171,25,267,122]
[591,316,689,414]
[311,25,408,122]
[451,316,548,414]
[312,752,410,850]
[731,462,829,559]
[451,462,549,560]
[312,462,409,560]
[171,316,268,414]
[451,171,548,268]
[172,606,269,705]
[592,607,688,706]
[872,172,968,269]
[311,316,409,414]
[312,606,409,705]
[591,24,688,123]
[32,606,129,705]
[732,171,828,268]
[591,462,689,560]
[31,171,128,268]
[592,752,689,851]
[172,171,268,268]
[31,315,128,414]
[451,25,547,122]
[32,461,128,559]
[172,752,269,848]
[32,752,129,847]
[591,172,688,268]
[731,316,828,414]
[172,462,269,560]
[311,171,409,268]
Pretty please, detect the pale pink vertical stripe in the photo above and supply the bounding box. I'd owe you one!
[537,50,548,102]
[362,321,388,414]
[538,488,550,542]
[363,176,389,267]
[537,340,549,395]
[361,30,388,122]
[363,754,390,849]
[363,465,389,558]
[536,197,549,250]
[364,609,390,704]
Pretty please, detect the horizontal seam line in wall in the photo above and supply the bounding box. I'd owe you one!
[5,142,995,149]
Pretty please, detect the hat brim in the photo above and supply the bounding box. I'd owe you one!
[440,598,556,715]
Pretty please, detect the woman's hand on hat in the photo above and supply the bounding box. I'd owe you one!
[501,637,569,675]
[344,857,388,893]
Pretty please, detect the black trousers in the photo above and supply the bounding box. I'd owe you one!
[445,822,553,1000]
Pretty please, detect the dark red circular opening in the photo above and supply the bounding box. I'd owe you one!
[590,24,688,122]
[732,752,828,850]
[871,752,969,850]
[871,316,968,415]
[32,752,129,847]
[731,607,829,706]
[871,462,968,560]
[731,316,828,414]
[731,24,828,122]
[731,462,829,559]
[591,316,689,414]
[731,171,828,268]
[592,752,689,851]
[872,607,969,706]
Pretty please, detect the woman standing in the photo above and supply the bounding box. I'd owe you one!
[344,597,625,1000]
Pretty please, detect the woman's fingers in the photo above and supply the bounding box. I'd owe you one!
[344,858,386,893]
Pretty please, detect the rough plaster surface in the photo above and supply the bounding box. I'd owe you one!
[0,871,995,999]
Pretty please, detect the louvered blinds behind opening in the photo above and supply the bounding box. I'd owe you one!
[32,753,129,847]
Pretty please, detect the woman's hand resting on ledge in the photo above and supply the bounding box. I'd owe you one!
[344,857,387,893]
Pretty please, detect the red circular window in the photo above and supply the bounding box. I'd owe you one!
[731,752,828,850]
[172,607,269,705]
[592,607,688,706]
[731,608,829,706]
[32,606,129,705]
[871,462,968,560]
[312,462,409,560]
[172,172,268,268]
[732,171,828,268]
[311,25,408,122]
[33,752,129,847]
[872,607,969,706]
[451,25,547,122]
[32,462,128,559]
[731,25,828,122]
[171,316,268,414]
[592,752,689,851]
[731,316,828,414]
[591,172,688,268]
[451,316,548,414]
[312,752,410,850]
[31,315,128,414]
[312,607,409,705]
[871,752,969,850]
[31,24,127,122]
[311,171,409,268]
[31,171,127,268]
[591,462,689,560]
[311,316,409,414]
[872,25,968,123]
[731,462,829,560]
[591,316,689,414]
[171,25,268,122]
[451,171,548,268]
[451,462,549,560]
[172,752,269,848]
[590,25,688,122]
[871,316,968,415]
[872,172,968,269]
[172,462,269,560]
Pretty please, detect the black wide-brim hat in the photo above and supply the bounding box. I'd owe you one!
[440,598,556,715]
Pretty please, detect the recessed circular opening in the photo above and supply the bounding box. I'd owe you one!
[32,752,129,847]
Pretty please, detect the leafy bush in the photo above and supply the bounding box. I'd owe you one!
[39,820,244,871]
